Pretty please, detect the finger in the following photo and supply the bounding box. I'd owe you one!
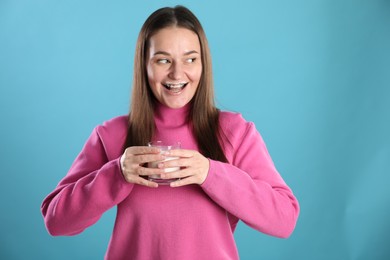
[132,153,166,165]
[135,176,159,188]
[126,146,161,155]
[122,162,164,177]
[125,175,159,188]
[135,166,165,176]
[158,158,191,169]
[160,168,192,180]
[165,149,195,158]
[169,176,198,188]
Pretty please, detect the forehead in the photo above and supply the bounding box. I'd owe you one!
[148,27,201,54]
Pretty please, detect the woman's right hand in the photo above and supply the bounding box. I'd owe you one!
[120,146,164,188]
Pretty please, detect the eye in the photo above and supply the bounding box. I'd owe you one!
[157,58,170,64]
[185,58,197,63]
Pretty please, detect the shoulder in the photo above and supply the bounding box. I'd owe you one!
[218,110,265,163]
[219,110,254,135]
[93,115,128,157]
[219,110,246,123]
[218,111,254,161]
[95,115,128,136]
[99,115,128,130]
[218,110,257,147]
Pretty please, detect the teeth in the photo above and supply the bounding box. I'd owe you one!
[166,83,185,89]
[163,83,187,93]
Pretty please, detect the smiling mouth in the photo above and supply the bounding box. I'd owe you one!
[162,83,188,93]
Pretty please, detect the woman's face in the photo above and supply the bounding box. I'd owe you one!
[146,27,202,109]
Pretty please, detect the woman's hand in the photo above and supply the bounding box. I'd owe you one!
[120,146,165,188]
[158,149,210,187]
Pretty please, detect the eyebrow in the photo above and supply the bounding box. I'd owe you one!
[153,50,199,56]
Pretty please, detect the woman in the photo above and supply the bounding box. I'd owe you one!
[41,6,299,259]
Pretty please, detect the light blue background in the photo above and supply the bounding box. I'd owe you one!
[1,0,389,259]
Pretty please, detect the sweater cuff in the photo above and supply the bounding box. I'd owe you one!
[114,157,135,185]
[200,159,218,192]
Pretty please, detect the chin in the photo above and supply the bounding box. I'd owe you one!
[166,103,186,109]
[163,100,190,109]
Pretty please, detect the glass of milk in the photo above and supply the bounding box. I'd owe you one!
[147,141,181,184]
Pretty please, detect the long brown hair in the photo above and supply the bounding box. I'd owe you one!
[124,5,228,162]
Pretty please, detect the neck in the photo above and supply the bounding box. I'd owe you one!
[154,102,191,127]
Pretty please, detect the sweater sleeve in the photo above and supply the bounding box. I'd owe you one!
[41,126,134,236]
[201,116,299,238]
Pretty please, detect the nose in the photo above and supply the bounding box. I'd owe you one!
[168,61,184,80]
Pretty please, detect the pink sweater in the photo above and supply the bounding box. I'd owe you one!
[41,104,299,259]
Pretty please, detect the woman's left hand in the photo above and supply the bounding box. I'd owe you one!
[158,149,210,187]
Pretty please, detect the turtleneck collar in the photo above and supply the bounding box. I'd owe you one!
[154,102,191,127]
